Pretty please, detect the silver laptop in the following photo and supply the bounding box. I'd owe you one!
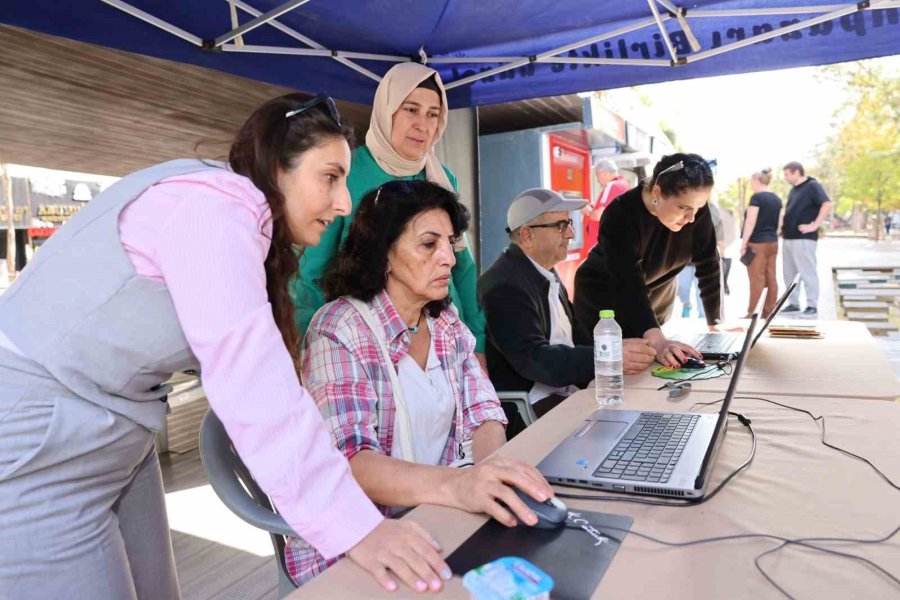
[537,310,758,499]
[678,275,799,361]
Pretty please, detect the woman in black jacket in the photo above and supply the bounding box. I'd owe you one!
[574,153,720,368]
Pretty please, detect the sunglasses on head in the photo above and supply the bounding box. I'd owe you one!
[285,94,342,127]
[652,158,716,189]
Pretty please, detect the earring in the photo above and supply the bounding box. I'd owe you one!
[652,198,659,207]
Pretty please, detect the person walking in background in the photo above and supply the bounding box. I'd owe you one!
[583,159,629,250]
[781,161,832,318]
[677,200,724,318]
[741,169,782,318]
[718,199,738,295]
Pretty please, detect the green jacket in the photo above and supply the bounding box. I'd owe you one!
[291,145,486,352]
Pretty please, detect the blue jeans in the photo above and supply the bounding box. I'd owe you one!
[677,265,705,318]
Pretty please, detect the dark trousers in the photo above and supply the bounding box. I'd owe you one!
[502,393,567,440]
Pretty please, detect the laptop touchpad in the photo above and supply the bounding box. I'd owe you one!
[575,419,628,439]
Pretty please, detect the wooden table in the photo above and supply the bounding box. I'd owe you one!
[625,320,900,401]
[293,388,900,599]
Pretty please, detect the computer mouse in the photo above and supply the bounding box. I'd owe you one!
[680,357,707,370]
[508,487,568,530]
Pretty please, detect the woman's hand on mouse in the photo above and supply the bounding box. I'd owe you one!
[644,329,701,368]
[440,455,554,528]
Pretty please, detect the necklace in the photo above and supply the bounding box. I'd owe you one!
[408,312,424,334]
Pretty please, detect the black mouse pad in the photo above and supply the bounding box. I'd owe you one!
[446,509,633,600]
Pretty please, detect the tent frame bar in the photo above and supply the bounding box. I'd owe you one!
[686,0,892,64]
[213,0,311,47]
[647,0,680,62]
[444,15,668,90]
[230,0,383,82]
[101,0,900,91]
[99,0,203,46]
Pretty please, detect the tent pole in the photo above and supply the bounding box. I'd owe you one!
[654,0,701,51]
[221,44,408,62]
[214,0,312,47]
[689,3,900,18]
[99,0,203,46]
[686,0,895,64]
[445,15,665,90]
[646,0,679,61]
[231,0,383,81]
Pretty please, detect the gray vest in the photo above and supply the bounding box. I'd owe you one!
[0,159,226,431]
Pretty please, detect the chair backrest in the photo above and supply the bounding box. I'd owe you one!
[199,409,298,596]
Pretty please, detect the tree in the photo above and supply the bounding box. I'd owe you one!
[814,62,900,232]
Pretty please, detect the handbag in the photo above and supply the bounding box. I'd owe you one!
[740,246,757,267]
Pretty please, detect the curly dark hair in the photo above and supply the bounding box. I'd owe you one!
[323,180,470,318]
[228,93,354,365]
[647,152,715,197]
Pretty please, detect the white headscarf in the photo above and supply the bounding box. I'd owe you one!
[365,63,453,192]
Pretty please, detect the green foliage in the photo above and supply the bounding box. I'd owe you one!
[813,62,900,216]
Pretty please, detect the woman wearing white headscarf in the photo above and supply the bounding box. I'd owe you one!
[292,64,486,362]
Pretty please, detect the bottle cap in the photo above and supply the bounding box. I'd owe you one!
[599,310,615,319]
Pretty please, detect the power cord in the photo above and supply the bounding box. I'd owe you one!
[554,394,900,599]
[565,522,900,600]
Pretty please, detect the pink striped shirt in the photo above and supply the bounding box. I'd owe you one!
[117,168,382,559]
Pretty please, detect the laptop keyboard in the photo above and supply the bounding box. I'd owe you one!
[694,332,740,354]
[592,413,700,484]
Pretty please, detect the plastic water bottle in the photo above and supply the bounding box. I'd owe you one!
[594,309,624,407]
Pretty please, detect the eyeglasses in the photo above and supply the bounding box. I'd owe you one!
[524,218,574,233]
[652,158,716,189]
[285,94,342,127]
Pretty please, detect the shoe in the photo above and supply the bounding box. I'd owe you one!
[782,305,801,313]
[681,305,691,318]
[800,307,817,318]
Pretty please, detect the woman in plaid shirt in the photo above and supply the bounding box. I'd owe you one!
[285,180,556,587]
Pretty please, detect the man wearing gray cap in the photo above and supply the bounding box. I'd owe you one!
[478,189,656,437]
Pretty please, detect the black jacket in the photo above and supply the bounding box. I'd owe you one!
[573,186,721,342]
[477,244,594,394]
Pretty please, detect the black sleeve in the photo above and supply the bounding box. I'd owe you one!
[749,193,762,207]
[481,282,594,389]
[692,207,722,326]
[599,198,659,336]
[813,182,830,206]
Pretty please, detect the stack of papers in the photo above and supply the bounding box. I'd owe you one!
[768,324,823,339]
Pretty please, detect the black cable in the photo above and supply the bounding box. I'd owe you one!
[654,361,732,391]
[590,523,900,600]
[692,395,900,492]
[553,394,900,598]
[555,412,756,507]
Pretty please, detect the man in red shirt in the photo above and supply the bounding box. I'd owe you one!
[583,158,630,250]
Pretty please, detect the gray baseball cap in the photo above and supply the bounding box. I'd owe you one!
[506,188,588,232]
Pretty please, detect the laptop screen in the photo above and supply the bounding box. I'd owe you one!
[693,310,759,489]
[751,275,800,349]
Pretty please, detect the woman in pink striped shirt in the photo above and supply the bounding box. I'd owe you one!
[0,94,450,598]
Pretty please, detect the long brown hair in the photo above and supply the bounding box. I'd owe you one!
[228,93,353,364]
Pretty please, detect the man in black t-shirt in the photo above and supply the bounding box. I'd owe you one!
[781,161,832,317]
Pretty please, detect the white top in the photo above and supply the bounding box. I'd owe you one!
[525,256,580,404]
[391,322,456,465]
[0,329,22,355]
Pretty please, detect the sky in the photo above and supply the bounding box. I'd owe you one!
[620,55,900,185]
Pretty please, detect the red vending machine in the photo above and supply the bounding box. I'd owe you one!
[546,133,591,299]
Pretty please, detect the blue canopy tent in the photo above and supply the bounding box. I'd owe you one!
[3,1,900,107]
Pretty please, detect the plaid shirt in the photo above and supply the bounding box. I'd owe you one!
[284,290,507,585]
